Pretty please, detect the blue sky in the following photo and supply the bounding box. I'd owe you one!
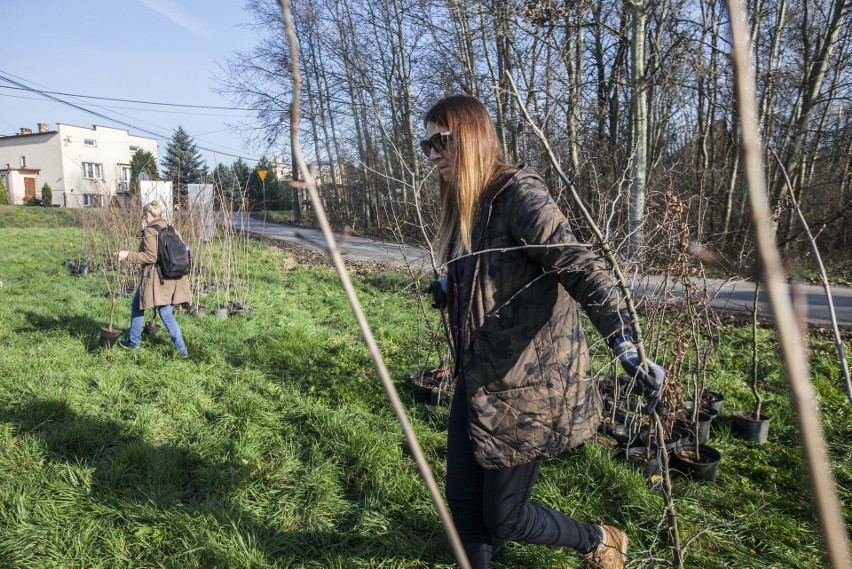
[1,0,264,168]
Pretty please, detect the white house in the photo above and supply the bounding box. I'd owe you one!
[0,123,158,207]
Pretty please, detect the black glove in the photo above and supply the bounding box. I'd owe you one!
[428,277,448,309]
[614,336,665,414]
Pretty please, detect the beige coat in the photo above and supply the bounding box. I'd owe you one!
[127,218,191,310]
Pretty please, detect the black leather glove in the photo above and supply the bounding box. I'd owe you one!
[614,336,665,414]
[428,277,448,309]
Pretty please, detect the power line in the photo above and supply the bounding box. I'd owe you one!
[0,70,257,162]
[0,84,261,112]
[0,91,247,118]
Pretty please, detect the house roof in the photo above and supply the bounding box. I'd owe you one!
[0,167,41,173]
[1,130,57,137]
[0,131,57,144]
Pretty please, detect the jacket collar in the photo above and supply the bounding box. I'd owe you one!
[472,167,540,251]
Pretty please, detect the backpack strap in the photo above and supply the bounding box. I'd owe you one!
[146,224,166,285]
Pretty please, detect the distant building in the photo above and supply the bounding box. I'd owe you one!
[268,153,292,181]
[0,123,158,207]
[307,160,344,188]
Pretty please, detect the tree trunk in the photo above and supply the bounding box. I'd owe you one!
[628,0,648,257]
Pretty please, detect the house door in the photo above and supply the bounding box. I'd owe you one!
[24,177,36,201]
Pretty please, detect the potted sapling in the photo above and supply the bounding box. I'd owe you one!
[731,281,771,443]
[96,203,135,348]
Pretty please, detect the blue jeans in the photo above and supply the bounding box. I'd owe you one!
[127,288,187,356]
[446,385,599,568]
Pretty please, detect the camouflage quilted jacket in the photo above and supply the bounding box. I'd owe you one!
[458,168,633,469]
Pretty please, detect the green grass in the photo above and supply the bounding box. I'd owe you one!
[0,206,849,568]
[0,204,82,228]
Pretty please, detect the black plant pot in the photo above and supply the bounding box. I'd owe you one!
[671,444,721,482]
[622,446,664,477]
[98,326,122,348]
[679,409,715,444]
[599,421,632,448]
[145,322,160,339]
[731,411,770,444]
[213,305,229,319]
[229,301,253,316]
[408,368,454,406]
[599,410,643,449]
[702,390,725,415]
[638,426,684,454]
[188,304,207,317]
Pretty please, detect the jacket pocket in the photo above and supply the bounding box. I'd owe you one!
[470,323,543,392]
[468,382,562,467]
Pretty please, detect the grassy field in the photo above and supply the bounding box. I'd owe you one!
[0,205,849,568]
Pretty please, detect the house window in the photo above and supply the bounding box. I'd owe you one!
[129,145,139,152]
[82,162,102,179]
[119,167,131,192]
[84,139,97,147]
[83,194,93,207]
[20,156,27,168]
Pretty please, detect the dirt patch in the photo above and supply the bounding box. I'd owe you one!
[258,235,407,275]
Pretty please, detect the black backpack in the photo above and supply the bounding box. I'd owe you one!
[149,224,191,283]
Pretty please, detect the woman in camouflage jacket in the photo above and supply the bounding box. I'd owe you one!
[422,95,664,569]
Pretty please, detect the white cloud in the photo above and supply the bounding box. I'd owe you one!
[135,0,213,39]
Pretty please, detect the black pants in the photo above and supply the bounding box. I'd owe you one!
[445,385,599,567]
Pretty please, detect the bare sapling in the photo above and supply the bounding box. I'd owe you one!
[767,146,851,406]
[750,280,764,419]
[276,1,471,567]
[93,200,137,331]
[726,0,851,564]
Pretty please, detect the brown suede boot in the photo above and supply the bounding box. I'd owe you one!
[584,524,628,569]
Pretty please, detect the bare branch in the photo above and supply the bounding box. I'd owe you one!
[277,1,470,567]
[767,145,852,406]
[726,2,851,566]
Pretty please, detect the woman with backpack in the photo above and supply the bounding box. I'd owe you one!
[116,201,190,358]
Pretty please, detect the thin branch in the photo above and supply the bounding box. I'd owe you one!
[277,2,470,568]
[767,145,852,406]
[726,2,851,566]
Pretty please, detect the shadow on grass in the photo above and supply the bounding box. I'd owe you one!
[0,398,454,566]
[23,311,118,352]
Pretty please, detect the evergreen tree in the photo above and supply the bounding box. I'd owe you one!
[212,163,236,202]
[130,149,158,195]
[231,159,251,192]
[41,183,52,207]
[0,177,9,205]
[160,126,208,199]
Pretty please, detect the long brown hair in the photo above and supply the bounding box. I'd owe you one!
[424,95,515,263]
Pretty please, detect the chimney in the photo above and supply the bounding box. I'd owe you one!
[38,123,49,133]
[19,128,32,135]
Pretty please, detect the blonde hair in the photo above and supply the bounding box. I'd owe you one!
[143,201,162,218]
[424,95,515,263]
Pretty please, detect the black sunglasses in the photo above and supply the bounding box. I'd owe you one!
[420,131,451,157]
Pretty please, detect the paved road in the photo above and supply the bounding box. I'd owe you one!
[634,275,852,329]
[236,215,852,328]
[236,214,435,270]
